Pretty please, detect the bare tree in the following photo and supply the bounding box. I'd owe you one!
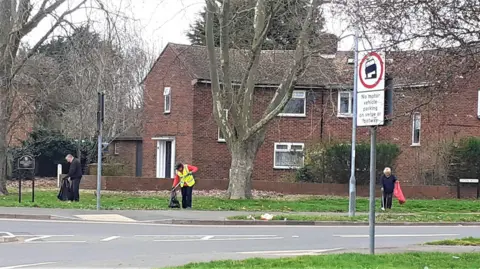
[204,0,323,199]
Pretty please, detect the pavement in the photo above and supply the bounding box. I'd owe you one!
[1,217,480,268]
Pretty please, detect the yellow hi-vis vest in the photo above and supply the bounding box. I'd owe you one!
[177,164,195,187]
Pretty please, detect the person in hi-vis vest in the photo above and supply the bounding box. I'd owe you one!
[172,163,199,209]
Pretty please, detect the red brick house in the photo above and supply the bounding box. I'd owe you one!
[142,43,480,185]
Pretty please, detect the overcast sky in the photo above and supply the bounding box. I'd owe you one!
[25,0,358,56]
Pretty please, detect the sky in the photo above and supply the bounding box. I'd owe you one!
[25,0,359,56]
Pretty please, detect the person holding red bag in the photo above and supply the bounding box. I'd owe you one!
[380,167,397,211]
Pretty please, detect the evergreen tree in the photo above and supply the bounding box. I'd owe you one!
[187,0,336,51]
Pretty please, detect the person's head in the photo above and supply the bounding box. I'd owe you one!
[175,163,184,172]
[65,154,74,163]
[384,167,392,176]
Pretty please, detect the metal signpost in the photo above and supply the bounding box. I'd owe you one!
[97,92,105,210]
[17,155,35,203]
[356,50,386,254]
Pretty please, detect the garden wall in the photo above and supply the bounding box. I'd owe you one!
[79,175,479,199]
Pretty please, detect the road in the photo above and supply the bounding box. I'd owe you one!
[1,218,480,268]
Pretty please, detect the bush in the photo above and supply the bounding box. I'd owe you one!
[88,163,126,176]
[297,142,401,185]
[448,137,480,183]
[9,128,96,177]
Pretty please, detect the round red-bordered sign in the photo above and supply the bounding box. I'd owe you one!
[358,52,384,90]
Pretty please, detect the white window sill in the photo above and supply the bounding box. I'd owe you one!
[411,143,421,147]
[278,113,306,118]
[164,111,171,115]
[337,113,353,118]
[273,166,302,170]
[217,139,226,143]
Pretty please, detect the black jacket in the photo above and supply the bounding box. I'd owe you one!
[381,175,397,194]
[67,158,83,179]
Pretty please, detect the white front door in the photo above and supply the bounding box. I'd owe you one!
[155,137,176,178]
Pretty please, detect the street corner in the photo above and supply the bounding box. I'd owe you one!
[0,232,19,244]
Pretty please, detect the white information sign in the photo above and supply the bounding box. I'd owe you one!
[357,91,385,127]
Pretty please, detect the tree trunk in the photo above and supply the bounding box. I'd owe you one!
[228,130,266,199]
[0,84,9,195]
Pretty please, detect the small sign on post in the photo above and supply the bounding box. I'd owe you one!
[17,155,35,203]
[457,178,480,199]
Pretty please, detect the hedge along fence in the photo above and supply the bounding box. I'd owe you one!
[448,137,480,183]
[296,142,401,185]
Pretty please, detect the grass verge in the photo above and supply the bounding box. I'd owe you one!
[426,237,480,246]
[228,213,480,222]
[167,252,480,269]
[0,190,479,213]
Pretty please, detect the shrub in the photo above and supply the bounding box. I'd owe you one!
[448,137,480,183]
[297,142,401,184]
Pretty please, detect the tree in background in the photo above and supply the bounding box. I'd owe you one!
[205,0,327,199]
[189,0,336,52]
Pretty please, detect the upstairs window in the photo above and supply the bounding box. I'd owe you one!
[338,91,353,117]
[164,87,171,114]
[412,112,421,146]
[218,109,228,142]
[279,90,306,117]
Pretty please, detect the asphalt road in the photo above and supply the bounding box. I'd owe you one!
[1,219,480,268]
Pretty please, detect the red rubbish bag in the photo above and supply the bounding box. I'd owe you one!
[394,181,406,204]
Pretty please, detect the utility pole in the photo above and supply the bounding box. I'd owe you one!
[369,126,377,254]
[96,92,105,210]
[348,1,360,217]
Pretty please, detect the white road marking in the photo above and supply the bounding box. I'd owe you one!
[201,236,214,240]
[74,214,136,222]
[0,262,57,269]
[154,237,283,242]
[333,234,459,238]
[101,236,120,242]
[135,234,278,237]
[28,241,86,243]
[239,248,344,255]
[2,218,480,228]
[24,236,52,242]
[0,232,15,238]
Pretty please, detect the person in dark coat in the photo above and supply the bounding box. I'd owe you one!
[64,154,83,202]
[381,167,397,211]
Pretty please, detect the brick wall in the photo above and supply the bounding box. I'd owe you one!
[106,140,139,176]
[80,175,479,199]
[142,45,195,178]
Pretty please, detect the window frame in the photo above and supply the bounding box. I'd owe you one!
[217,109,229,142]
[278,90,307,117]
[273,142,305,169]
[337,91,354,117]
[164,87,171,114]
[114,142,119,155]
[411,112,421,146]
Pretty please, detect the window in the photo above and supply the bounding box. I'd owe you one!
[218,109,228,142]
[114,142,119,155]
[477,90,480,119]
[164,87,171,113]
[412,112,421,146]
[337,91,354,117]
[274,143,304,169]
[279,90,306,117]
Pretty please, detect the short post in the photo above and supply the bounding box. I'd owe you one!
[18,178,22,203]
[32,178,35,203]
[57,164,62,188]
[369,126,377,255]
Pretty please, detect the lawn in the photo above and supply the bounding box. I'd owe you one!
[168,252,480,269]
[228,213,480,223]
[426,237,480,246]
[0,190,479,213]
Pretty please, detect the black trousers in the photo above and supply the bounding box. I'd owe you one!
[181,186,193,209]
[383,192,393,209]
[71,177,82,202]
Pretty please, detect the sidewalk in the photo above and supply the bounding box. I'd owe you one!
[330,245,480,254]
[0,206,365,222]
